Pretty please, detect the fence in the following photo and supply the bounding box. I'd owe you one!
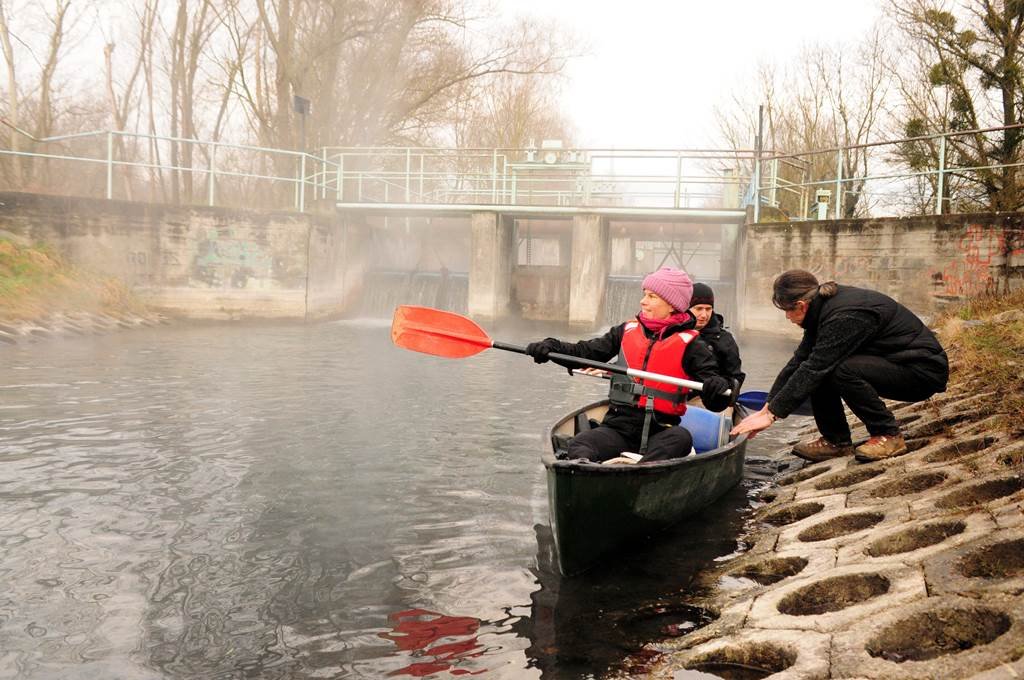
[0,127,754,213]
[752,122,1024,221]
[6,122,1022,219]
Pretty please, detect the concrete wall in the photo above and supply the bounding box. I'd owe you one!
[513,265,570,321]
[467,212,514,322]
[0,192,364,320]
[741,214,1024,332]
[569,214,610,328]
[306,214,371,320]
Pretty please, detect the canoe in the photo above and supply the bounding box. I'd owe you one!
[543,401,749,576]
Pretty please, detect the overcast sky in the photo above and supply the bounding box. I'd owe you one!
[500,0,886,149]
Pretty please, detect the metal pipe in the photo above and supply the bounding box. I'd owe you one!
[833,149,843,219]
[106,132,113,200]
[936,133,946,215]
[208,142,217,206]
[299,154,306,212]
[753,105,763,223]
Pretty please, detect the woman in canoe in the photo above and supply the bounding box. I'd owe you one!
[525,267,732,463]
[730,269,949,463]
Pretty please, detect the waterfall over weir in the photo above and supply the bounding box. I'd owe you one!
[355,270,468,318]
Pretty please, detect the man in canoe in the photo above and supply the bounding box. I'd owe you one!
[730,269,949,463]
[525,267,733,463]
[689,282,745,390]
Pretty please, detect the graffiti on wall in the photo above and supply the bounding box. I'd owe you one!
[191,228,274,288]
[931,224,1024,297]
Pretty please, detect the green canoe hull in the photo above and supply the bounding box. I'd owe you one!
[543,401,748,576]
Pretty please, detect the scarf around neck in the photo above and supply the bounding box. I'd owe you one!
[638,310,691,337]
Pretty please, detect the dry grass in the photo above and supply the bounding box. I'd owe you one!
[938,290,1024,435]
[0,238,145,321]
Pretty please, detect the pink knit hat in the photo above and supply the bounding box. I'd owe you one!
[642,267,694,312]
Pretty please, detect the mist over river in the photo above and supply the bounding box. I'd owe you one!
[0,318,806,679]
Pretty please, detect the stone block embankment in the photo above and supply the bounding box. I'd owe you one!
[0,311,170,346]
[651,390,1024,679]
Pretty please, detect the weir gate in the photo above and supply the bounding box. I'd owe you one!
[331,145,751,326]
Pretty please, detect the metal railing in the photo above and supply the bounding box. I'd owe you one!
[319,146,754,211]
[11,122,1019,220]
[0,128,755,213]
[0,127,337,212]
[752,123,1024,221]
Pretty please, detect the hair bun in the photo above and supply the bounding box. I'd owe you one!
[818,281,839,298]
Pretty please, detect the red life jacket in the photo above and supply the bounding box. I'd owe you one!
[609,321,698,416]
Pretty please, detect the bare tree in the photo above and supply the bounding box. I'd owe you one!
[717,26,893,218]
[889,0,1024,211]
[0,0,23,186]
[104,1,157,201]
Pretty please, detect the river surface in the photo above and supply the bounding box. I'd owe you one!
[0,319,807,679]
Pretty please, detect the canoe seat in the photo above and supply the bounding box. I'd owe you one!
[679,407,728,453]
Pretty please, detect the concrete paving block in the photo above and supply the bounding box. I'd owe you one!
[775,459,845,492]
[830,593,1024,680]
[992,500,1024,529]
[837,511,995,567]
[798,462,892,496]
[909,470,1024,518]
[846,464,962,508]
[923,528,1024,597]
[717,548,835,596]
[776,503,909,551]
[757,493,847,533]
[758,485,797,505]
[966,656,1024,680]
[746,563,925,633]
[661,628,831,680]
[904,434,1006,470]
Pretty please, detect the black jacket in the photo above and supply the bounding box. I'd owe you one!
[698,313,745,388]
[768,285,949,418]
[541,315,732,438]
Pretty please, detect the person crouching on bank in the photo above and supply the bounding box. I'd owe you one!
[730,269,949,463]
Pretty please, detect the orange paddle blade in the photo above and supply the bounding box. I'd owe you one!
[391,305,494,358]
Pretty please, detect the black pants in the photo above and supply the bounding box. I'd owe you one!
[814,355,943,443]
[567,423,694,462]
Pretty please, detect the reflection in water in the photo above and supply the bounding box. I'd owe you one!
[518,479,770,680]
[0,322,805,679]
[378,608,486,677]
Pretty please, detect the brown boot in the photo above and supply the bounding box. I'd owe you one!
[855,434,908,463]
[791,436,855,462]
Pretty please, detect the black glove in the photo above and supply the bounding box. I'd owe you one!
[699,375,731,411]
[525,337,562,364]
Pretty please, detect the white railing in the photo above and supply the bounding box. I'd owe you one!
[0,128,755,213]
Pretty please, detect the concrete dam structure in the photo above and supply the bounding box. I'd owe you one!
[1,191,1021,328]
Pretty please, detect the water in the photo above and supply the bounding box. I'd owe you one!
[355,271,469,316]
[0,320,806,679]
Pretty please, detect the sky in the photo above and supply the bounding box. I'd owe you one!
[500,0,885,149]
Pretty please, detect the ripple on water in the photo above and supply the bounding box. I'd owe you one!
[0,322,804,678]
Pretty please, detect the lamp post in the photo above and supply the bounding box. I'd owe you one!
[293,95,311,211]
[293,95,311,151]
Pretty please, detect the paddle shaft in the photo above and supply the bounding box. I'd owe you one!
[491,340,724,394]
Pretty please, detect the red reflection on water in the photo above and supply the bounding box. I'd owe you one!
[378,608,488,677]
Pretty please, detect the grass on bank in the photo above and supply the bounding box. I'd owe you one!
[939,288,1024,435]
[0,237,144,321]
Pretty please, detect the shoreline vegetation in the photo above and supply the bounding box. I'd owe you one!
[939,290,1024,436]
[0,235,164,344]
